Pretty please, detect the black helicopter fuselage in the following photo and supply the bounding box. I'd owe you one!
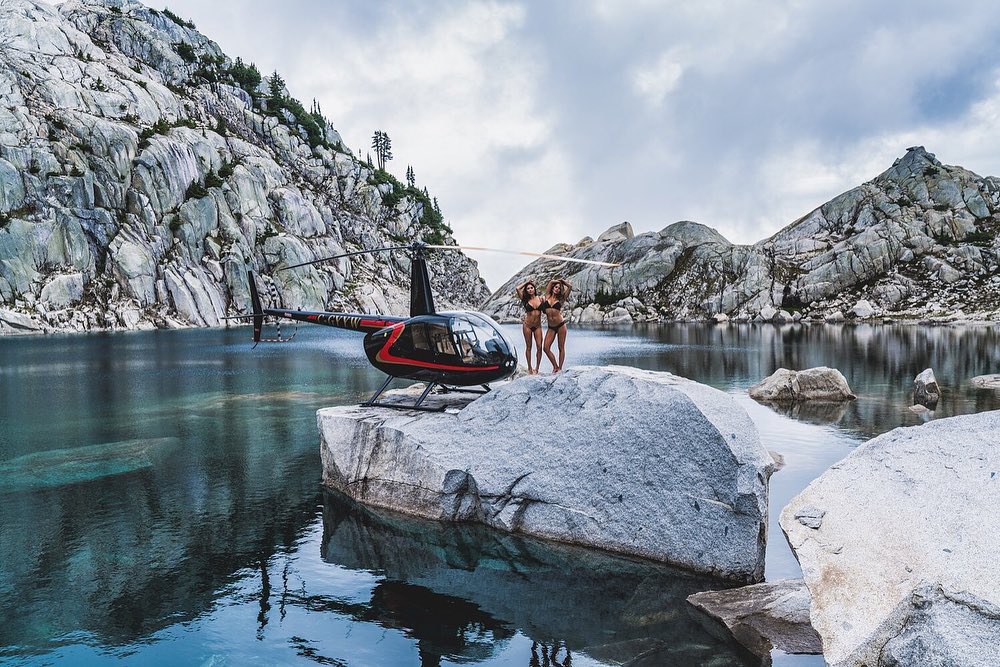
[258,306,517,386]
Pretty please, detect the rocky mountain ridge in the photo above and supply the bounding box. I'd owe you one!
[0,0,490,334]
[485,146,1000,324]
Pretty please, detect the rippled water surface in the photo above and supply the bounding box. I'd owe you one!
[1,323,998,666]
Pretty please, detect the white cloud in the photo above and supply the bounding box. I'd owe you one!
[631,51,684,107]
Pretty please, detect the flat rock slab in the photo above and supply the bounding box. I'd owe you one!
[781,410,1000,666]
[318,365,776,582]
[688,579,823,657]
[970,374,1000,389]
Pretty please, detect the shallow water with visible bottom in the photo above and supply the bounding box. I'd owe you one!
[1,323,997,666]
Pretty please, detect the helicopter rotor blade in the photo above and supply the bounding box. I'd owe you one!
[423,244,621,268]
[278,245,412,272]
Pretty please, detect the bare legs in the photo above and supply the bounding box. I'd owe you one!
[522,324,542,374]
[543,326,567,373]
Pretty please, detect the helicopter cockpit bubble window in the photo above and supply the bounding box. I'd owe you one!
[449,315,511,365]
[390,319,458,364]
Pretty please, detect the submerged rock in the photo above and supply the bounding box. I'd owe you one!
[781,410,1000,666]
[913,367,941,408]
[687,579,822,658]
[318,366,776,582]
[748,367,856,402]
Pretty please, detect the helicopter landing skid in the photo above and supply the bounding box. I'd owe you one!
[360,378,447,412]
[436,384,491,395]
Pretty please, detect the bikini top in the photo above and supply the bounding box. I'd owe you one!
[523,299,542,313]
[543,299,563,311]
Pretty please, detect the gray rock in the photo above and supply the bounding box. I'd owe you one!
[913,367,940,408]
[688,579,823,657]
[970,374,1000,389]
[318,366,776,582]
[850,299,876,319]
[825,310,846,322]
[781,410,1000,666]
[39,273,84,308]
[749,367,857,402]
[597,221,633,243]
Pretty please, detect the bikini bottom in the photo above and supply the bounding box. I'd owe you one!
[548,321,566,331]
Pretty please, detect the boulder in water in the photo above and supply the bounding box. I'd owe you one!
[913,367,940,408]
[749,367,856,402]
[318,366,776,582]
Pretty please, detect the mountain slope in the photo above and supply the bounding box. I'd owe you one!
[0,0,489,334]
[485,147,1000,323]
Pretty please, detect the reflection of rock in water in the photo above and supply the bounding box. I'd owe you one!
[760,400,850,425]
[320,490,762,666]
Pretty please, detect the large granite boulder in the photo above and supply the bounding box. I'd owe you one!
[748,367,856,402]
[781,410,1000,666]
[318,366,776,582]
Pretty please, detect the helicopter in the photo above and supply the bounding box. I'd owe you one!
[233,241,618,411]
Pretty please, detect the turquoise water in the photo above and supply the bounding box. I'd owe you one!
[1,323,997,665]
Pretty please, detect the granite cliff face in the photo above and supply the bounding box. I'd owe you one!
[0,0,489,333]
[485,147,1000,324]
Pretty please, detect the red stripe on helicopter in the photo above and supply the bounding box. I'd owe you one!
[361,319,395,329]
[376,323,500,372]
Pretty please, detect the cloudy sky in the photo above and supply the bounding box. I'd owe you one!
[154,0,1000,288]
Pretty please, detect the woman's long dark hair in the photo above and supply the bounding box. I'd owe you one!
[521,281,537,305]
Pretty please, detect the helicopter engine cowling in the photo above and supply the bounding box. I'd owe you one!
[363,312,517,386]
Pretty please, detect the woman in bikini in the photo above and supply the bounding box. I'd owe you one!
[516,280,544,374]
[542,278,572,373]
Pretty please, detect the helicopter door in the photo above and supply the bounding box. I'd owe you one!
[396,320,459,364]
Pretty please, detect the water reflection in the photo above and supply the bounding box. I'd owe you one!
[319,490,761,667]
[559,322,1000,438]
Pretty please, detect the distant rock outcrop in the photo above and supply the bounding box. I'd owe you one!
[318,366,776,582]
[0,0,488,333]
[781,410,1000,666]
[484,147,1000,323]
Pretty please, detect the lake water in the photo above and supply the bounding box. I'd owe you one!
[1,322,998,666]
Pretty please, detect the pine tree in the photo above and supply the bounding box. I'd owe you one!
[268,71,285,111]
[433,197,440,212]
[406,165,415,187]
[371,131,384,170]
